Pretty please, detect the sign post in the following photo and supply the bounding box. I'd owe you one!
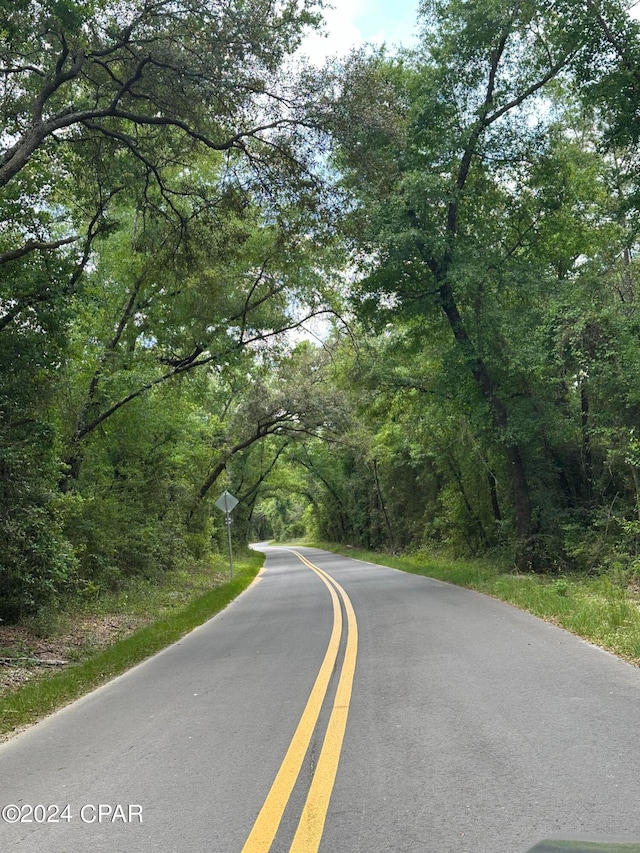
[214,490,239,578]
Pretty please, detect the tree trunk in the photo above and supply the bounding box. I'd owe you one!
[445,454,487,549]
[437,281,533,547]
[488,471,502,523]
[372,458,396,551]
[580,376,593,502]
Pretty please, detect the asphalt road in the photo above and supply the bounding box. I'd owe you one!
[1,545,640,852]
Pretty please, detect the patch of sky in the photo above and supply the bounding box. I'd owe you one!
[299,0,420,64]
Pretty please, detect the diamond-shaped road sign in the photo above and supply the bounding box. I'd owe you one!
[215,490,239,514]
[214,491,238,579]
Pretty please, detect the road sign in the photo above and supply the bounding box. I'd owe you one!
[215,490,239,514]
[214,491,239,578]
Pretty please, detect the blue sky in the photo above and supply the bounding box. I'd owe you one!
[352,0,421,45]
[302,1,640,62]
[302,0,421,62]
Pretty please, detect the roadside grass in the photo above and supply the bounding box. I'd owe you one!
[303,542,640,667]
[0,550,263,740]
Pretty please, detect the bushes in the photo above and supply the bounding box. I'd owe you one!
[0,453,77,622]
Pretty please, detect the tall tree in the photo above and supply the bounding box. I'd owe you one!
[327,0,636,565]
[0,0,325,329]
[0,0,332,616]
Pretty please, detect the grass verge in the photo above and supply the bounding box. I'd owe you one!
[304,542,640,667]
[0,550,263,740]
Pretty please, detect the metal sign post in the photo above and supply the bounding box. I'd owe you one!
[214,490,239,579]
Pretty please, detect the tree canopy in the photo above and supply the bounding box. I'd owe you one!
[3,0,640,619]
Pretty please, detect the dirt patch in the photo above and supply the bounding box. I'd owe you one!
[0,614,147,697]
[628,576,640,597]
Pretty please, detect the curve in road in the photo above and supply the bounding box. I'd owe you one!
[2,545,640,852]
[241,549,358,852]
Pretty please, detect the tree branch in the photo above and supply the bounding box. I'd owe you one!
[0,234,80,266]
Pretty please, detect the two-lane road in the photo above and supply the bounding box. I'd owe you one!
[2,546,640,851]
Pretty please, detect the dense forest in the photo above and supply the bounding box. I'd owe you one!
[2,0,640,622]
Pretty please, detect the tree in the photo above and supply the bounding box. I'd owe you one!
[196,341,343,505]
[0,0,333,617]
[0,0,321,187]
[327,0,637,565]
[59,171,337,478]
[0,0,325,329]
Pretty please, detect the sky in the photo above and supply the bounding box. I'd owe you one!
[301,1,640,63]
[301,0,421,63]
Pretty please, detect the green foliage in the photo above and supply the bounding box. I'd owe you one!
[4,0,640,622]
[0,0,330,620]
[296,0,640,569]
[0,498,77,622]
[0,279,78,619]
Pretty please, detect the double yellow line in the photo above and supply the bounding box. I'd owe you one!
[241,550,358,853]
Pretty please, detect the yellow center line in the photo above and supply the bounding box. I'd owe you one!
[289,551,359,853]
[241,550,359,853]
[241,555,343,852]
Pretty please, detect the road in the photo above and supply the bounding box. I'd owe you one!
[1,545,640,852]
